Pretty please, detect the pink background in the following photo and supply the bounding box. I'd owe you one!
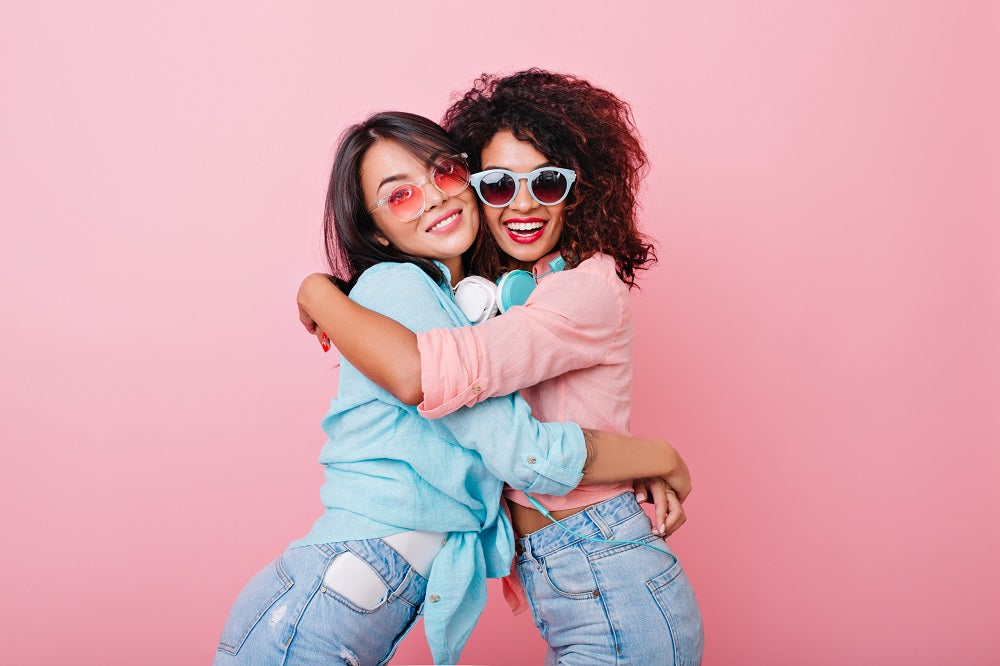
[2,2,997,664]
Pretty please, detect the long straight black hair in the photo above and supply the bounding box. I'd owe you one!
[323,111,483,290]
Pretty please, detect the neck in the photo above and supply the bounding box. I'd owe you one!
[511,259,534,272]
[443,257,464,285]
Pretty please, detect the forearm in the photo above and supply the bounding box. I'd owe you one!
[581,429,692,500]
[297,273,423,403]
[427,394,588,496]
[417,283,615,411]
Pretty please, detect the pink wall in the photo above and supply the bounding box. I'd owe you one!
[2,2,997,664]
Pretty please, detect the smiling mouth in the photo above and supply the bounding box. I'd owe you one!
[504,219,546,243]
[427,211,461,233]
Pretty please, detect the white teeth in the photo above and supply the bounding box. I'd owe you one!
[427,212,459,232]
[506,221,544,232]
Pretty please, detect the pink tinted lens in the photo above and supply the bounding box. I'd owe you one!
[433,158,470,195]
[386,184,424,220]
[530,170,569,204]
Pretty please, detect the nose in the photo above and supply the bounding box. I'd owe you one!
[421,179,446,211]
[510,177,535,212]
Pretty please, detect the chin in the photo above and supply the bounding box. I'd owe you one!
[516,240,552,259]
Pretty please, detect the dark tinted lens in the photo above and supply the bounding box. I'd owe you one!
[385,184,423,220]
[478,172,517,206]
[433,158,470,195]
[530,170,569,204]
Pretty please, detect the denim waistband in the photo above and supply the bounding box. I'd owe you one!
[313,538,427,608]
[515,492,644,560]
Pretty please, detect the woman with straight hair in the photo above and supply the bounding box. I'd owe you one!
[302,71,705,665]
[214,110,692,665]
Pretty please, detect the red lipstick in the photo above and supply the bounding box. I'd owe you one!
[503,217,546,244]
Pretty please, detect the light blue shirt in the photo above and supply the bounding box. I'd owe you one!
[293,262,586,664]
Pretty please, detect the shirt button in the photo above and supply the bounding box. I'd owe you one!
[471,384,483,394]
[527,456,536,464]
[429,594,441,603]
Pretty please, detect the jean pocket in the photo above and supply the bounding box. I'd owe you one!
[647,559,704,666]
[588,532,665,561]
[218,556,293,656]
[320,551,392,613]
[538,546,598,599]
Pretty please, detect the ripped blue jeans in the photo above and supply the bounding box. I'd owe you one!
[214,539,426,666]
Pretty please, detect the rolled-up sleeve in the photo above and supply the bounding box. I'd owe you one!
[417,266,624,418]
[422,395,585,496]
[351,263,586,495]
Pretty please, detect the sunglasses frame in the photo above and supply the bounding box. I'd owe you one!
[469,167,577,208]
[367,153,470,221]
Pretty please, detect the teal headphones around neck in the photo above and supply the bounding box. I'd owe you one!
[453,255,566,324]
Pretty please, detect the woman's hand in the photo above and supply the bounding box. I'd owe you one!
[633,476,687,537]
[298,298,330,351]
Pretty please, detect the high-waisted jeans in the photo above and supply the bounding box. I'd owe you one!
[515,492,704,665]
[214,539,426,666]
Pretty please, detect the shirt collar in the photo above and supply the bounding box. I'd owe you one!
[532,251,564,279]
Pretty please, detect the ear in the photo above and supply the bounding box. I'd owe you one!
[374,232,391,247]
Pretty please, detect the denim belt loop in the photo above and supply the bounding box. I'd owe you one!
[518,536,544,571]
[389,567,414,603]
[585,504,615,539]
[522,537,534,560]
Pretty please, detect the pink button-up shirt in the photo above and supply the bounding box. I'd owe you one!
[417,252,636,614]
[417,252,635,512]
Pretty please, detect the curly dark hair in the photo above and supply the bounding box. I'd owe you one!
[442,69,656,286]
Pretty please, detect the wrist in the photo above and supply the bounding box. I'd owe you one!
[582,428,598,469]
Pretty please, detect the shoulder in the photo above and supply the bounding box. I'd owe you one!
[544,253,628,301]
[349,262,442,311]
[350,262,440,302]
[574,253,629,294]
[354,262,436,289]
[530,253,630,326]
[350,262,464,333]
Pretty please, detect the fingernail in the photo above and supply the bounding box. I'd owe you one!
[659,523,666,533]
[320,333,331,352]
[635,491,646,503]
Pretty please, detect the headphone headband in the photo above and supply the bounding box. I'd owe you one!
[452,255,566,324]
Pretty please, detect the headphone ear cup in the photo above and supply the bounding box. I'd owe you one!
[496,270,538,313]
[453,275,499,325]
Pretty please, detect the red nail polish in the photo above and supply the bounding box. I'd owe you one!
[320,332,331,352]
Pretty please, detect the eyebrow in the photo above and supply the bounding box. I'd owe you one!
[481,161,554,172]
[377,173,409,190]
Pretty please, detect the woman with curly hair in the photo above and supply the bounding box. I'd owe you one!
[311,71,704,664]
[215,111,692,666]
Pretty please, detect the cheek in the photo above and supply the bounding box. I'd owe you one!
[375,218,420,252]
[484,210,506,236]
[465,206,481,234]
[547,206,566,232]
